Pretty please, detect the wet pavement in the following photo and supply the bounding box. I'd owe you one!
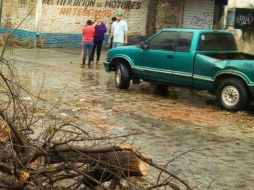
[6,48,254,190]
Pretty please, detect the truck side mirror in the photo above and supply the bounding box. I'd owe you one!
[140,41,149,50]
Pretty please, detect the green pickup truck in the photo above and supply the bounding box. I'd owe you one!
[104,29,254,111]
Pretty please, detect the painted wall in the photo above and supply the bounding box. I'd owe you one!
[226,0,254,54]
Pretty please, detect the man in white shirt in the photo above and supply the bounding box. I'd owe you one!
[109,11,128,48]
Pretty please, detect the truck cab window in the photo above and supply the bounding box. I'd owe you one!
[147,31,178,51]
[175,32,193,52]
[197,33,237,51]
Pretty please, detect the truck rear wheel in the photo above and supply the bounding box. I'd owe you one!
[217,78,249,111]
[115,63,130,90]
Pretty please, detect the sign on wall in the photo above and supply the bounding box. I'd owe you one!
[43,0,142,9]
[39,0,146,34]
[42,0,142,18]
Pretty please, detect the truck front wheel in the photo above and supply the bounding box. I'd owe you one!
[115,63,130,90]
[217,78,249,111]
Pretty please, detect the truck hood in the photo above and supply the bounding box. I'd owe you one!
[109,45,140,52]
[107,45,140,61]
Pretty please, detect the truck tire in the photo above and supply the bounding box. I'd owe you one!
[216,78,249,111]
[115,63,130,90]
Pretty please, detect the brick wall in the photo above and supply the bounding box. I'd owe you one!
[1,0,36,31]
[40,0,148,35]
[0,0,148,48]
[0,28,36,47]
[0,0,36,47]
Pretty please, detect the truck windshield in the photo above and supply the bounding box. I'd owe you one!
[197,33,237,51]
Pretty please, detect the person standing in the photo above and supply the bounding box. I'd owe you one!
[91,15,107,65]
[108,12,128,48]
[108,16,116,49]
[81,20,95,68]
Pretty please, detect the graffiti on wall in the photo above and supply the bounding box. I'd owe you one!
[235,13,254,27]
[190,12,213,28]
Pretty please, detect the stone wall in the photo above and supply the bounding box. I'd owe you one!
[228,28,254,54]
[155,0,183,31]
[146,0,184,36]
[145,0,157,36]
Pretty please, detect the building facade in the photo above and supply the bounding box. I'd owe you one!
[0,0,227,48]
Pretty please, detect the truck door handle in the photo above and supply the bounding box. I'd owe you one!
[167,54,173,59]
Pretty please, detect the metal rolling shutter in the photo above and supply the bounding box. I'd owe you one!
[182,0,215,29]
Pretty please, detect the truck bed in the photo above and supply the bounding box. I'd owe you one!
[202,52,254,60]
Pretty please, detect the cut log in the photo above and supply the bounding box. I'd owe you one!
[35,144,149,188]
[83,151,149,188]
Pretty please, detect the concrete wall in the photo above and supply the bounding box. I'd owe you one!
[226,0,254,54]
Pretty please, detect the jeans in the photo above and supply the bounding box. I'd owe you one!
[91,40,103,62]
[112,42,124,48]
[83,41,93,65]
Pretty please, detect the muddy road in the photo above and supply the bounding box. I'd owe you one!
[8,48,254,190]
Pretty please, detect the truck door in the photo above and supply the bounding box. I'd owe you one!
[172,32,194,86]
[134,31,177,82]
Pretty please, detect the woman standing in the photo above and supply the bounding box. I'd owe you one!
[91,15,107,65]
[81,20,95,68]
